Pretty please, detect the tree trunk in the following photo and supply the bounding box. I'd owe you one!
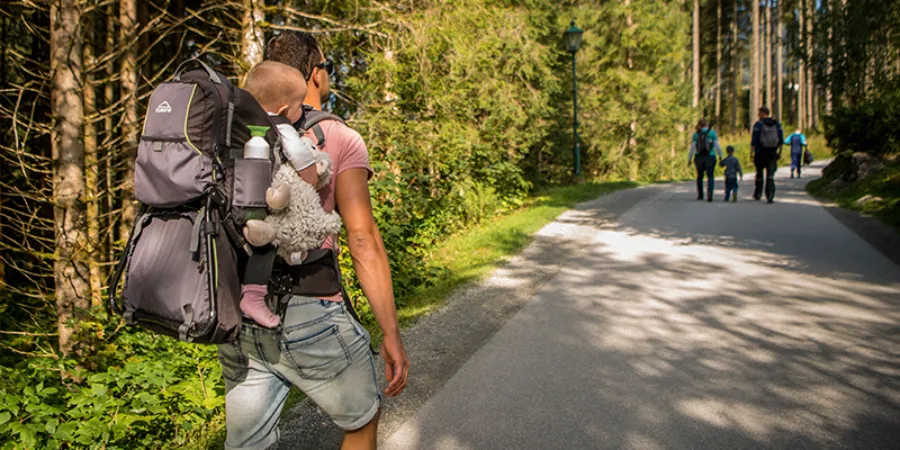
[839,0,847,106]
[751,0,760,128]
[626,0,637,150]
[170,0,185,61]
[731,0,739,132]
[825,0,832,114]
[51,0,90,354]
[765,0,773,109]
[806,0,814,128]
[83,10,101,307]
[773,0,784,122]
[241,0,266,78]
[693,0,701,109]
[798,0,806,129]
[119,0,138,241]
[0,13,6,290]
[105,3,116,268]
[716,0,723,121]
[784,62,799,121]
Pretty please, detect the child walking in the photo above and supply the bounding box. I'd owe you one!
[719,146,743,202]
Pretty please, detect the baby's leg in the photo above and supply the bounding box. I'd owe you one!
[240,247,280,328]
[240,285,280,328]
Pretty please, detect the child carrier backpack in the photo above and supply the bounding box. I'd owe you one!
[263,107,367,327]
[108,59,280,344]
[696,129,712,157]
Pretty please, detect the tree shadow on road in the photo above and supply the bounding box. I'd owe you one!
[389,179,900,450]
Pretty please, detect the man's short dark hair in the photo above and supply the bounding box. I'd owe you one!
[759,106,770,115]
[265,31,322,80]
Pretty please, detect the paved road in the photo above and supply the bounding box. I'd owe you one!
[382,165,900,450]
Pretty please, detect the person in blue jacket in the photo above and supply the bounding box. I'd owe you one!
[687,119,724,202]
[784,128,807,179]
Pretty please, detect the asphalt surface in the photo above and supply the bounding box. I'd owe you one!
[274,185,662,450]
[383,163,900,450]
[275,162,900,449]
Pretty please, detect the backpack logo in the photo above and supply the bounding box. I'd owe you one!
[155,101,172,114]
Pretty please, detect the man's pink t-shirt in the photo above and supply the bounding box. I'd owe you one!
[303,117,372,301]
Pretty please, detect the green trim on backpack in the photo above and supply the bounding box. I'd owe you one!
[184,85,202,155]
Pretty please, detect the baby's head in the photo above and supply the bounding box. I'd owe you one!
[726,145,735,155]
[243,61,307,124]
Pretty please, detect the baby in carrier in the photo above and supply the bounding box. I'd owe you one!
[239,61,342,327]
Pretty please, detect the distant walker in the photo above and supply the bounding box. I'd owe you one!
[750,107,784,204]
[687,119,723,202]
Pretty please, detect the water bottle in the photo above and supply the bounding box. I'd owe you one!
[244,125,270,159]
[243,125,271,221]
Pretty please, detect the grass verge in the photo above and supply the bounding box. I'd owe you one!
[807,157,900,230]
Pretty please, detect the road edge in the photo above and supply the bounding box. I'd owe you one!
[807,187,900,269]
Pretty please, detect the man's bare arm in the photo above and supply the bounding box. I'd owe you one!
[335,168,409,397]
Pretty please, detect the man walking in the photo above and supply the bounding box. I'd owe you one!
[217,31,409,450]
[750,106,784,203]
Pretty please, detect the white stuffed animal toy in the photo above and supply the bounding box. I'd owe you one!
[242,139,342,264]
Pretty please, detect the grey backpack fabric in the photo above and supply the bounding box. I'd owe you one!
[297,106,346,147]
[760,122,780,148]
[109,59,279,344]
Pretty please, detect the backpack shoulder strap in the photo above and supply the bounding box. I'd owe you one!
[300,109,346,146]
[269,115,292,127]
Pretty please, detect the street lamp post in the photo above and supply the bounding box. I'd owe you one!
[565,20,584,176]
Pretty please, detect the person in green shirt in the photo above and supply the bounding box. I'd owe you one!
[687,119,724,202]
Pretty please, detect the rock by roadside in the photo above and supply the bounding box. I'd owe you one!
[822,152,889,192]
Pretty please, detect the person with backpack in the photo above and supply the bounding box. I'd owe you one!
[216,31,409,450]
[687,119,723,202]
[784,128,808,179]
[750,106,784,203]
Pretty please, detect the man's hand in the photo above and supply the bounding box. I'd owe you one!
[382,334,409,397]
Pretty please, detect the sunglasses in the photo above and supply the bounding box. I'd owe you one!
[314,60,335,77]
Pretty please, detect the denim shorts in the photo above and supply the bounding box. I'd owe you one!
[217,297,380,450]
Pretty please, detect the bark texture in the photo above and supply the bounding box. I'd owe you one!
[241,0,266,79]
[751,0,760,128]
[119,0,138,240]
[51,0,89,353]
[693,0,701,109]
